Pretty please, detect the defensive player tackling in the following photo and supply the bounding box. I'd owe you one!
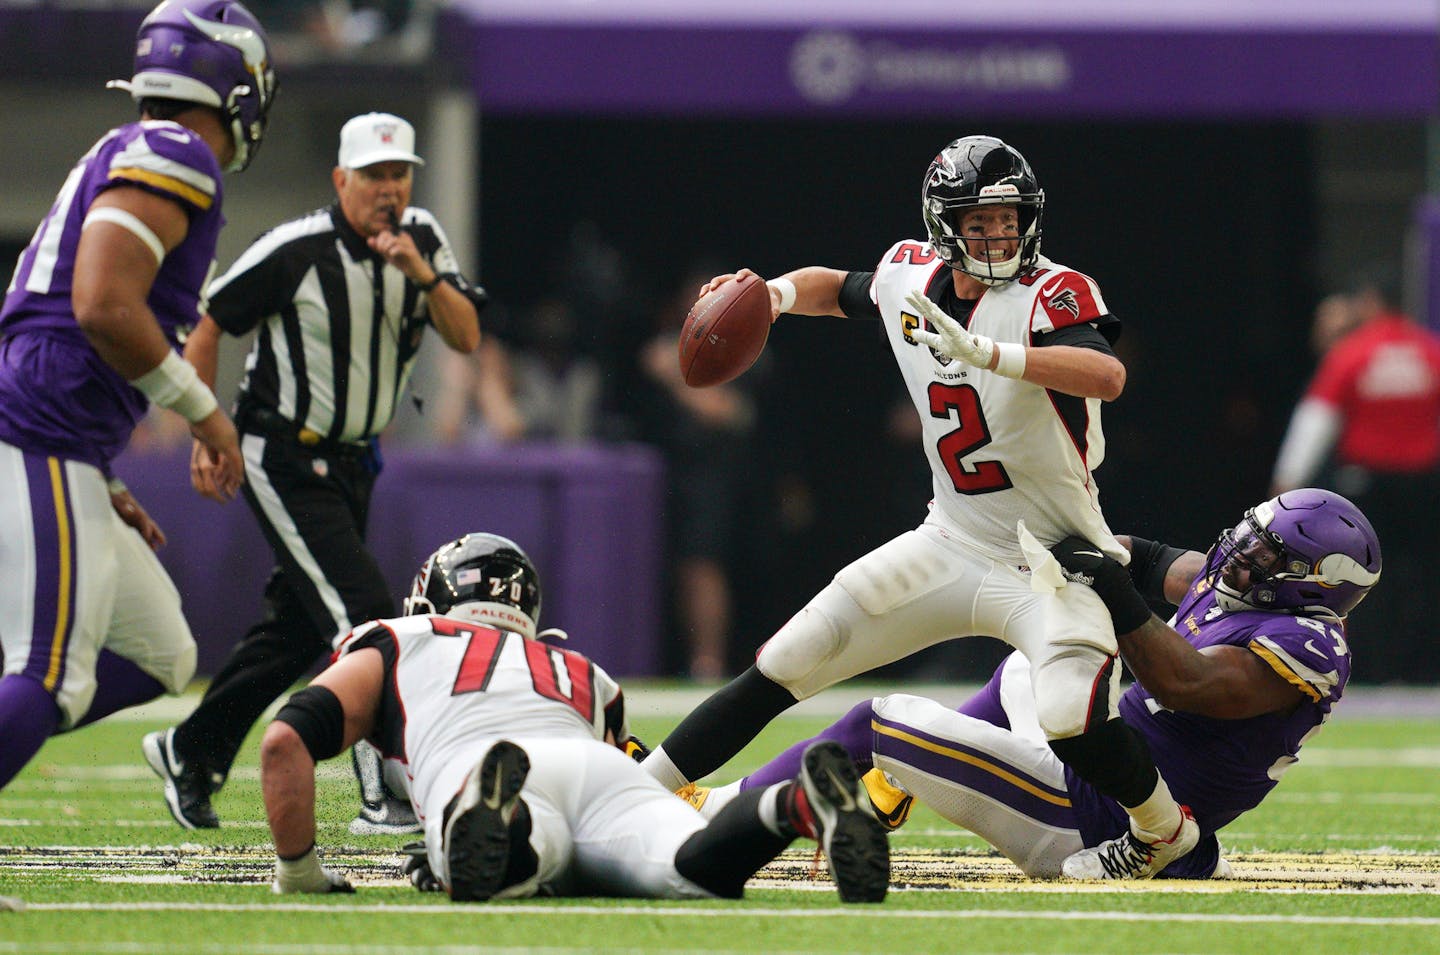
[676,490,1381,880]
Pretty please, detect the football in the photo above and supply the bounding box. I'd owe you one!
[678,274,772,387]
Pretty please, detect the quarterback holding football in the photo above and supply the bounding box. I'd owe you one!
[645,135,1201,880]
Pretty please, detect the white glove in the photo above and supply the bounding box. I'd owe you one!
[272,846,355,894]
[904,291,1025,378]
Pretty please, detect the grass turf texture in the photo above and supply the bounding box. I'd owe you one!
[0,684,1437,954]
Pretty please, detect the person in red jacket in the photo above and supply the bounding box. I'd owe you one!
[1271,263,1440,680]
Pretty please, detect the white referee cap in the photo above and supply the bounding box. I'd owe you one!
[338,112,425,169]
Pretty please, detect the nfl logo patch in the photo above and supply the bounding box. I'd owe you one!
[312,458,328,477]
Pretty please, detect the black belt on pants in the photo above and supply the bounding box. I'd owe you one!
[239,405,370,461]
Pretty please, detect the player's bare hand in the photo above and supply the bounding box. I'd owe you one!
[189,409,244,502]
[110,487,166,550]
[698,268,758,298]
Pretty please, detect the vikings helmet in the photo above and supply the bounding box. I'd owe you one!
[1208,489,1381,618]
[404,533,543,639]
[922,135,1044,286]
[109,0,277,172]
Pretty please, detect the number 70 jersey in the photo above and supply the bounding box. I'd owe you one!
[873,241,1124,564]
[335,614,627,773]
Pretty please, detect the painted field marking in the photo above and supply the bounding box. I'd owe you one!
[11,900,1440,925]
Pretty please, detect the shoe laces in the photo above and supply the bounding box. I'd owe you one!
[1096,833,1157,878]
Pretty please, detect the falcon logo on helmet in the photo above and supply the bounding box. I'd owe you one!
[108,0,278,172]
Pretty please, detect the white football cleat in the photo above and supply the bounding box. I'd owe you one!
[1062,805,1199,880]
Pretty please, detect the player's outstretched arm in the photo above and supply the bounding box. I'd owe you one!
[699,266,849,320]
[1050,537,1304,719]
[262,648,384,893]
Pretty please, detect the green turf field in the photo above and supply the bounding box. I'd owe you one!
[1,684,1438,955]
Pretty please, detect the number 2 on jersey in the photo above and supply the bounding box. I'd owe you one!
[928,381,1011,494]
[436,618,596,721]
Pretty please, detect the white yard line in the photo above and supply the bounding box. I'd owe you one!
[10,901,1440,925]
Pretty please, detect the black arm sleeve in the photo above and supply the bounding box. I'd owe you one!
[274,685,346,762]
[1126,536,1189,606]
[837,271,881,320]
[1031,320,1120,355]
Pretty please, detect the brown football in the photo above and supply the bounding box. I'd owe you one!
[678,274,772,387]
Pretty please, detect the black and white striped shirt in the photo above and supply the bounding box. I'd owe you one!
[206,202,486,443]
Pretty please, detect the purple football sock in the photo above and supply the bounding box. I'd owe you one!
[70,650,165,730]
[740,699,878,791]
[0,674,61,789]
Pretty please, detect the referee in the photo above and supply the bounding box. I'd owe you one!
[143,113,486,830]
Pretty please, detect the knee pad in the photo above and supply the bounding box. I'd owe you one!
[1030,647,1120,740]
[755,604,844,690]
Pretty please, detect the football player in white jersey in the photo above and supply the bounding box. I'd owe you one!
[644,135,1199,879]
[258,533,889,901]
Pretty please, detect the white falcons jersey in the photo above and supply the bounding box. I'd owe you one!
[335,614,626,813]
[873,241,1124,565]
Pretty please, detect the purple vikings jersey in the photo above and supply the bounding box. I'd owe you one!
[1065,572,1350,877]
[0,121,224,469]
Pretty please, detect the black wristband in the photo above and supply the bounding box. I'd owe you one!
[1126,536,1188,606]
[416,273,442,292]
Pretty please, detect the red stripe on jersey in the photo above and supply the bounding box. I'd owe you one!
[1082,653,1117,731]
[1044,385,1092,469]
[388,629,410,767]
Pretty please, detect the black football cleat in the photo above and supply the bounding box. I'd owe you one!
[142,728,219,830]
[443,740,531,902]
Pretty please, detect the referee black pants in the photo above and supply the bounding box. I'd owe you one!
[172,430,395,782]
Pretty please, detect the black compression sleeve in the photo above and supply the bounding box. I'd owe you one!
[274,685,347,762]
[837,271,880,320]
[1126,536,1189,606]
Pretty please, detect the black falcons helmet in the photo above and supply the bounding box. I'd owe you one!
[404,533,541,639]
[921,135,1044,286]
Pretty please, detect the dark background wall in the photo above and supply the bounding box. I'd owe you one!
[477,117,1318,677]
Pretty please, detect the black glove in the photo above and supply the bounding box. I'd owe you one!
[622,735,650,763]
[1049,536,1153,634]
[400,840,441,893]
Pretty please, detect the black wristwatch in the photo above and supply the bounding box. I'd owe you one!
[416,273,442,292]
